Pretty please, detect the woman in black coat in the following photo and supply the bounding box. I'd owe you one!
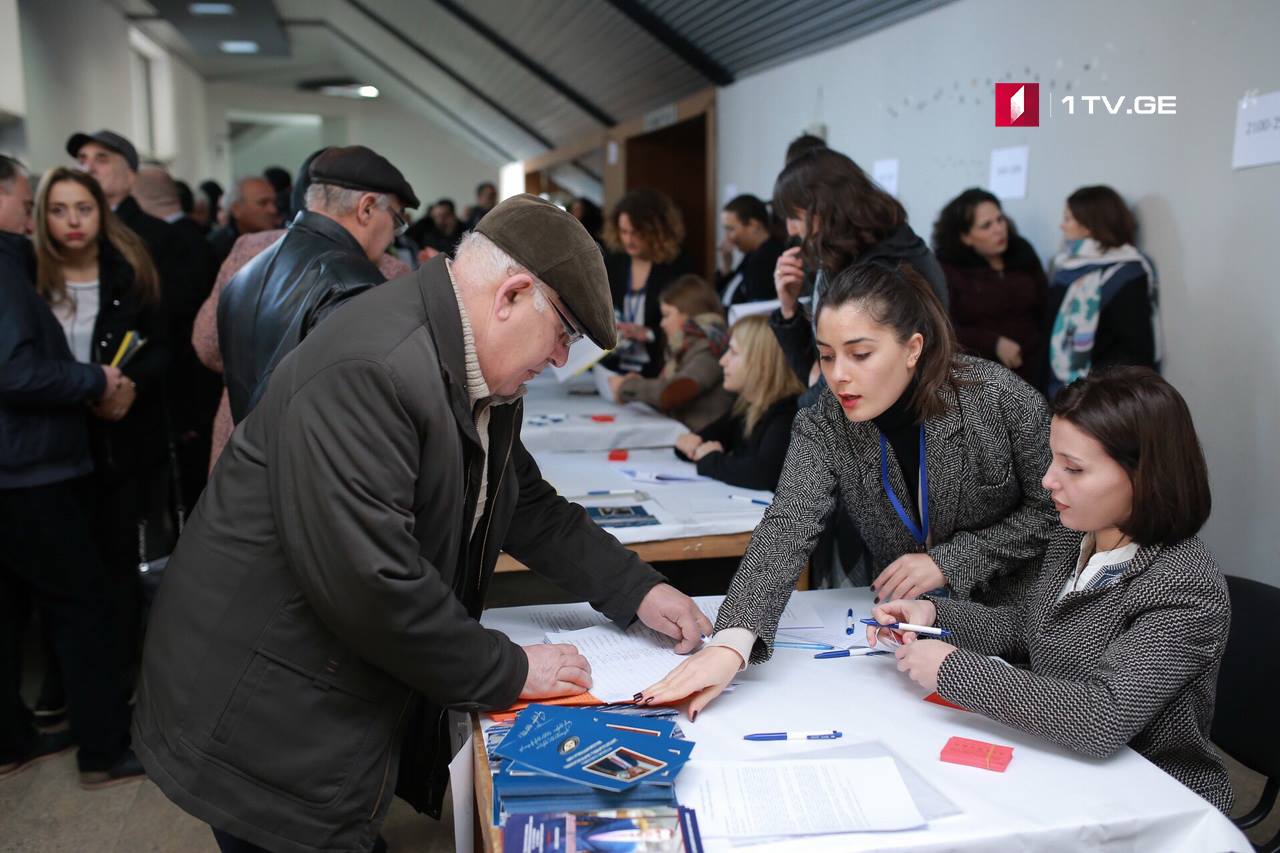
[603,188,691,378]
[932,188,1047,386]
[34,167,170,692]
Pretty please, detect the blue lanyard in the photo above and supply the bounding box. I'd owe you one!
[880,425,929,545]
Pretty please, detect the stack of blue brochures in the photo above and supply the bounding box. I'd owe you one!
[488,704,695,828]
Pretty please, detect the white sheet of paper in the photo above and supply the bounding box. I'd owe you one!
[872,158,900,196]
[676,756,925,838]
[618,467,711,484]
[591,364,617,399]
[448,733,475,853]
[551,338,608,382]
[989,145,1029,200]
[546,621,694,702]
[1232,89,1280,170]
[540,597,827,701]
[527,595,823,636]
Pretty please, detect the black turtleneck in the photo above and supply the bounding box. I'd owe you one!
[872,382,922,517]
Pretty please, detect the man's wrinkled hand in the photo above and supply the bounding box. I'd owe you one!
[636,583,713,654]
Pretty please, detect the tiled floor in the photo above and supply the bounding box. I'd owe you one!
[5,569,1277,851]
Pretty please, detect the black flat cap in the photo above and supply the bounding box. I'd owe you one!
[308,145,418,209]
[66,130,139,172]
[476,194,615,351]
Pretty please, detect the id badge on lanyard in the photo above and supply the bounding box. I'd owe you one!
[880,425,930,547]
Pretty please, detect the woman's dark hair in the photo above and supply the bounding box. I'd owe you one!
[1052,367,1210,545]
[603,188,685,264]
[1067,185,1136,250]
[571,197,603,239]
[931,188,1021,264]
[199,179,223,211]
[772,148,907,277]
[816,261,958,420]
[784,133,827,165]
[723,194,769,228]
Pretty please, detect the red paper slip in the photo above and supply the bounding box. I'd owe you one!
[608,449,629,461]
[591,414,616,423]
[941,736,1014,772]
[923,691,970,712]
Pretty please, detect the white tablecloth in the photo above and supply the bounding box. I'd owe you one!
[520,371,686,453]
[535,448,772,545]
[479,588,1249,853]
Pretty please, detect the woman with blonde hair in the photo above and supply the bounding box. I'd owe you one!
[674,314,804,490]
[33,167,170,744]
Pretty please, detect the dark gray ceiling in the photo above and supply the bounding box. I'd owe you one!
[123,0,955,163]
[146,0,290,57]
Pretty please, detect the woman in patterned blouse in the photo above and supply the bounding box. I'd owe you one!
[868,367,1232,812]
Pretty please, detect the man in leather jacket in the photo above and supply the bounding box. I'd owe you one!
[217,145,419,423]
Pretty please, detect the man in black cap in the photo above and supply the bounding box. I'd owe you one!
[216,144,418,422]
[67,130,180,293]
[134,194,713,853]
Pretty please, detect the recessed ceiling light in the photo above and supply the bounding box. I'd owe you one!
[190,2,235,14]
[219,40,259,54]
[358,85,379,98]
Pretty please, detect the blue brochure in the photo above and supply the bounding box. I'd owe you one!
[496,705,694,793]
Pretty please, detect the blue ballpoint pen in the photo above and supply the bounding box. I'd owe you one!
[728,494,770,507]
[744,730,843,742]
[773,640,834,650]
[859,618,952,638]
[845,607,855,635]
[814,648,891,659]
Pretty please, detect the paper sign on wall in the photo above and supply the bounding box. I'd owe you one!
[989,145,1029,200]
[872,159,899,196]
[1232,89,1280,171]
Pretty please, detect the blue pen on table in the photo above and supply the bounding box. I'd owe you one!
[859,618,952,638]
[814,648,891,659]
[586,489,641,496]
[728,494,770,507]
[845,607,855,636]
[744,730,843,742]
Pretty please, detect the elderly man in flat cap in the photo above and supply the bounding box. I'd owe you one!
[217,144,419,423]
[133,194,713,853]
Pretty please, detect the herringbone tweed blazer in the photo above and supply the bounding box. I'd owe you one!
[716,355,1056,661]
[933,526,1232,813]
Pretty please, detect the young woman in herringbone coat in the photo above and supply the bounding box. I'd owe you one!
[639,261,1057,715]
[864,367,1232,812]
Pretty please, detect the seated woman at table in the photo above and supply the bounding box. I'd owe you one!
[608,275,735,432]
[636,261,1057,717]
[864,367,1231,812]
[673,314,804,490]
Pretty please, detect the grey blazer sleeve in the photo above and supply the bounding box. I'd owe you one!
[714,408,838,663]
[930,596,1029,661]
[270,359,527,711]
[928,379,1056,598]
[935,562,1230,759]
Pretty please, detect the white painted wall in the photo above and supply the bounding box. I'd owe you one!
[13,0,212,184]
[230,122,326,184]
[0,0,25,120]
[206,83,498,217]
[716,0,1280,584]
[17,0,136,173]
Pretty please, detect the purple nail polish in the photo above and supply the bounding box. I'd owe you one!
[632,692,643,701]
[690,709,698,722]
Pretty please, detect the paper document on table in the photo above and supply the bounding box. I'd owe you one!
[619,468,711,484]
[551,339,608,382]
[545,621,692,702]
[526,595,823,636]
[676,757,925,838]
[591,364,616,399]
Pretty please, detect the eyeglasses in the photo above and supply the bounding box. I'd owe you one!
[535,282,583,347]
[387,204,409,237]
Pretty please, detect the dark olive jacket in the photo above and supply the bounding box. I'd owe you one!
[133,256,664,853]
